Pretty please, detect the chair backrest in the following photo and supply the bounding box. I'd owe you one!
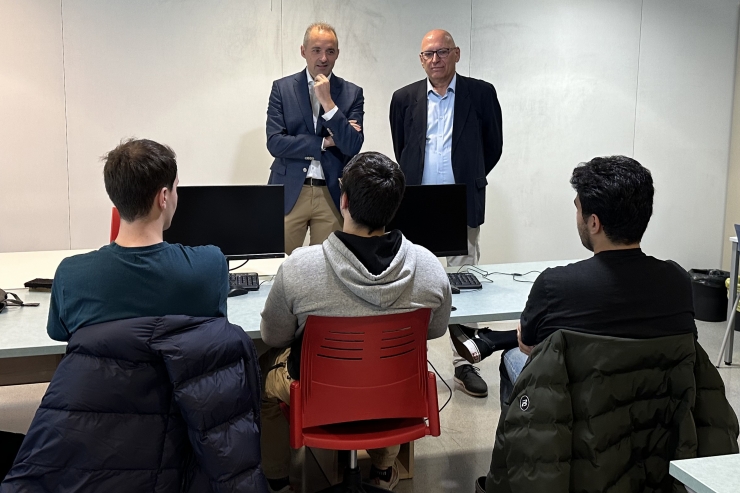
[299,308,432,429]
[110,207,120,242]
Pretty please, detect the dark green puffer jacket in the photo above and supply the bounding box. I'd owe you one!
[487,330,739,493]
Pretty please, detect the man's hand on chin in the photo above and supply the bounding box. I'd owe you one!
[314,74,335,112]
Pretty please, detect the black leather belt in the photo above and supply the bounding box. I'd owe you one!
[304,178,327,186]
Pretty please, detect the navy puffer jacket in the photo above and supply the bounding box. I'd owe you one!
[1,316,268,493]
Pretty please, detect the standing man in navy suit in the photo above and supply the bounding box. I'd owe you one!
[267,22,364,255]
[390,29,503,398]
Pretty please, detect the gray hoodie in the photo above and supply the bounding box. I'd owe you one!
[260,232,452,348]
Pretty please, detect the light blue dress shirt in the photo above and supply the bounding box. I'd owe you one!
[422,74,457,185]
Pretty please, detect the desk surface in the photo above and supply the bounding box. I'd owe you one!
[670,455,740,493]
[0,249,576,358]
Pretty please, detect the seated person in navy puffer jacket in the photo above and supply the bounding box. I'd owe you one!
[1,139,268,493]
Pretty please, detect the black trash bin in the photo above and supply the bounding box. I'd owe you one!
[689,269,730,322]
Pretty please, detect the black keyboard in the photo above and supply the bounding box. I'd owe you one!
[447,272,482,290]
[228,272,260,297]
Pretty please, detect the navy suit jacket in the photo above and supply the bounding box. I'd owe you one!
[389,74,503,228]
[266,70,364,214]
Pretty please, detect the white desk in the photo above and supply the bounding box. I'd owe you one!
[670,455,740,493]
[0,249,575,359]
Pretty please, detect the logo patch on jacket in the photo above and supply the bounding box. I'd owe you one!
[519,395,530,411]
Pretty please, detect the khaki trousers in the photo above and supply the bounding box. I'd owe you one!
[447,226,482,367]
[260,347,400,479]
[284,184,342,255]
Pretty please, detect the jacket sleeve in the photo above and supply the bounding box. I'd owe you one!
[389,90,406,163]
[260,265,299,348]
[497,335,573,493]
[692,342,740,456]
[266,80,323,161]
[152,318,268,492]
[481,82,503,176]
[322,87,364,158]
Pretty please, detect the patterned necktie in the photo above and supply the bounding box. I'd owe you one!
[309,81,321,119]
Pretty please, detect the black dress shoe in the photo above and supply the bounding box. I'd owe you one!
[454,364,488,397]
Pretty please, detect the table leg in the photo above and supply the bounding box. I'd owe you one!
[724,245,739,365]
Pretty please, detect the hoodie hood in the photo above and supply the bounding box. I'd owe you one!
[323,232,416,309]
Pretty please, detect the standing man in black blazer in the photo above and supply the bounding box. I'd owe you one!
[267,23,364,255]
[390,29,503,398]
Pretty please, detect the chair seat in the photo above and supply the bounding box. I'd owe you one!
[302,418,429,450]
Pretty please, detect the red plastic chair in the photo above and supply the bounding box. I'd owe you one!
[110,207,120,242]
[287,308,440,492]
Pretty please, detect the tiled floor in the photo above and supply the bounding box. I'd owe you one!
[300,319,740,492]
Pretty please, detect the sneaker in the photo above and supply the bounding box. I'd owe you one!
[454,364,488,397]
[450,325,520,364]
[367,460,400,491]
[449,324,490,363]
[475,476,486,493]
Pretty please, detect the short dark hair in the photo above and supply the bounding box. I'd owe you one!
[341,152,405,233]
[570,155,654,244]
[103,139,177,222]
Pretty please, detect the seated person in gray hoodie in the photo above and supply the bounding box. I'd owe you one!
[259,151,452,492]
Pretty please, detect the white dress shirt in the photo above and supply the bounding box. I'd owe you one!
[422,73,456,185]
[306,68,338,180]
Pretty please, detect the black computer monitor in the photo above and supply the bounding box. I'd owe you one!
[164,185,285,260]
[387,184,468,257]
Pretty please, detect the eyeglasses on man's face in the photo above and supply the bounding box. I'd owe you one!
[420,47,457,61]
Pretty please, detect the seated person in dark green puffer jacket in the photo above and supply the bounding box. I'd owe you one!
[471,156,739,492]
[485,329,738,493]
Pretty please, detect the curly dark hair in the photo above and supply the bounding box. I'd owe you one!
[570,155,654,245]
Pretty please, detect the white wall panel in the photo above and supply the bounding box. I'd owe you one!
[62,0,282,248]
[471,0,643,263]
[0,0,69,252]
[634,0,739,270]
[723,17,740,271]
[279,0,472,159]
[1,0,738,268]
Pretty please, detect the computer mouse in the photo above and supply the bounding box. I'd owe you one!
[228,288,251,298]
[451,285,461,294]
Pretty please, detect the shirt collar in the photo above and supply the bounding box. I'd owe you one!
[427,73,457,97]
[306,68,332,86]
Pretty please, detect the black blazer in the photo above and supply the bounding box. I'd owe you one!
[389,74,502,228]
[267,70,364,214]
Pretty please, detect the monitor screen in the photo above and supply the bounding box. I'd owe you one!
[387,184,468,257]
[164,185,285,260]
